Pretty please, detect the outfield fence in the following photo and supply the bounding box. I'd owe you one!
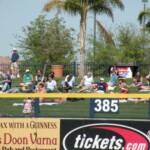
[0,93,149,119]
[1,63,150,76]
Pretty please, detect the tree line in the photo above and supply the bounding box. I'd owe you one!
[17,0,150,76]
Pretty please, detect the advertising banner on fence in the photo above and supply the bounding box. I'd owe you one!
[111,66,133,78]
[0,118,150,150]
[0,118,60,150]
[61,119,150,150]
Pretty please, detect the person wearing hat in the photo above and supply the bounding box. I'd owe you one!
[11,48,19,62]
[94,77,108,93]
[10,48,20,79]
[20,69,33,91]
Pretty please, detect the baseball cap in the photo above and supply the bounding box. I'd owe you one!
[100,77,104,81]
[12,47,17,51]
[25,69,30,73]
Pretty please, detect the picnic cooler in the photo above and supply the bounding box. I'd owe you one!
[51,65,63,77]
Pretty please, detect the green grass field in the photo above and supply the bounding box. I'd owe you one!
[0,99,149,119]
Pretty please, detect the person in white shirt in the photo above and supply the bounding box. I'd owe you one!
[46,76,57,92]
[78,72,94,92]
[62,74,75,92]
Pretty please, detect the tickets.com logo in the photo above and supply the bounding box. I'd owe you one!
[62,123,150,150]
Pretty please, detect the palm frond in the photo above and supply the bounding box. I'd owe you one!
[107,0,124,10]
[138,8,150,24]
[97,20,115,46]
[64,0,82,15]
[90,1,114,21]
[43,0,64,12]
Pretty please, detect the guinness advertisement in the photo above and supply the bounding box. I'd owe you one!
[0,118,60,150]
[60,119,150,150]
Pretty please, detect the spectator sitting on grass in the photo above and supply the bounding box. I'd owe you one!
[118,79,129,93]
[46,75,57,93]
[20,69,33,92]
[0,70,12,92]
[130,72,150,92]
[133,72,143,87]
[0,87,2,93]
[78,72,94,92]
[48,71,55,79]
[93,77,108,93]
[35,69,45,85]
[0,71,5,78]
[108,68,118,90]
[61,74,75,92]
[146,72,150,86]
[35,82,46,102]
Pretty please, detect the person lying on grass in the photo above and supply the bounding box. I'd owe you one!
[137,83,150,92]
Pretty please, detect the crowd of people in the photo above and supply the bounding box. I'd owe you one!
[1,67,150,95]
[1,64,150,95]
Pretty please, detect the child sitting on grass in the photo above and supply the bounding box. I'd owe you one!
[23,98,33,114]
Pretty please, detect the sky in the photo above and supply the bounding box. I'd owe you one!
[0,0,150,56]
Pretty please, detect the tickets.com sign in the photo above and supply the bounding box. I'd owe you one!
[0,119,150,150]
[61,120,150,150]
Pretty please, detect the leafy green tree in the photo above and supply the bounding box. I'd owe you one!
[87,24,150,75]
[87,40,119,76]
[43,0,124,76]
[18,15,75,73]
[116,25,150,65]
[96,20,115,46]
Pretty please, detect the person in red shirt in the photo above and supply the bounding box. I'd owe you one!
[94,78,108,93]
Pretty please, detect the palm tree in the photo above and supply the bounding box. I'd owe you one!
[97,20,115,46]
[43,0,124,76]
[138,8,150,31]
